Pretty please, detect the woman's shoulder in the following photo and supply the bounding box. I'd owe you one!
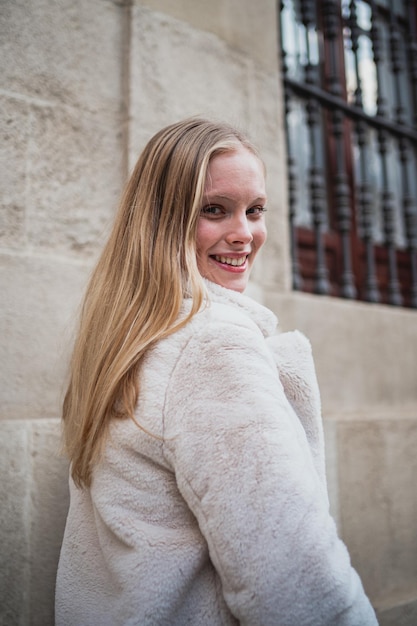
[178,300,267,356]
[146,299,267,389]
[180,281,278,342]
[150,285,276,374]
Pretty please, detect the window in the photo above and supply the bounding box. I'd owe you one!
[279,0,417,307]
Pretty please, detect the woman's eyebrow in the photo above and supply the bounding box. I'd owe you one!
[204,194,267,203]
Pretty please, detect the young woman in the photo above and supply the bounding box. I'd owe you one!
[55,118,378,625]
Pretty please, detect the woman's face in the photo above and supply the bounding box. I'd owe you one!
[196,145,267,293]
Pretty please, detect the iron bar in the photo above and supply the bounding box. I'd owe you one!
[399,136,417,307]
[283,76,417,142]
[306,97,330,295]
[388,0,406,125]
[356,120,380,303]
[348,0,364,108]
[283,75,303,291]
[405,0,417,127]
[323,0,356,298]
[378,129,402,305]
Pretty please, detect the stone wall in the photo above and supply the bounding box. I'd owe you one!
[1,1,416,624]
[1,0,128,622]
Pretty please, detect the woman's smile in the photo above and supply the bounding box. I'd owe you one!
[211,254,248,268]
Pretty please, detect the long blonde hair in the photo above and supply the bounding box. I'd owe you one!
[63,117,259,487]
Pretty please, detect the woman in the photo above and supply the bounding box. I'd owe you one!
[55,118,378,625]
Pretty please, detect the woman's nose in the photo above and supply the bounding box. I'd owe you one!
[225,214,253,245]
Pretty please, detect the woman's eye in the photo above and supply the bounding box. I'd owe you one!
[201,205,223,216]
[247,206,267,216]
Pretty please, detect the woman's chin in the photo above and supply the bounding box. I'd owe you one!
[201,270,249,293]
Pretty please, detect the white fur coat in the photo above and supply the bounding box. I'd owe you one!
[55,281,378,625]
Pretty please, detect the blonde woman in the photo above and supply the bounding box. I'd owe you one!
[55,118,377,625]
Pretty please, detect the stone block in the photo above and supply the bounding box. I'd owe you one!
[0,419,69,626]
[0,253,92,420]
[137,0,279,72]
[258,148,292,293]
[336,416,417,611]
[377,598,417,626]
[0,422,31,625]
[1,92,124,257]
[130,3,282,156]
[29,420,69,626]
[128,7,252,165]
[243,69,283,156]
[265,292,417,410]
[25,102,123,257]
[0,96,30,249]
[0,0,124,114]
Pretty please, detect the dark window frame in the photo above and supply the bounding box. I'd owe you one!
[279,0,417,308]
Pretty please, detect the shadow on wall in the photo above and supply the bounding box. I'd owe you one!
[0,419,69,626]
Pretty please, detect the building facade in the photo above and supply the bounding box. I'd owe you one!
[1,1,416,624]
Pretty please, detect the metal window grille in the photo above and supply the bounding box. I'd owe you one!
[279,0,417,308]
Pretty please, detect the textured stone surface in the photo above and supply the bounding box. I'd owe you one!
[0,93,124,257]
[0,96,30,249]
[129,6,250,161]
[128,3,282,156]
[0,0,124,113]
[29,421,69,626]
[137,0,279,72]
[0,253,92,420]
[258,148,292,294]
[337,416,417,610]
[0,419,69,626]
[1,0,126,259]
[0,422,31,625]
[377,599,417,626]
[266,291,417,411]
[25,103,122,257]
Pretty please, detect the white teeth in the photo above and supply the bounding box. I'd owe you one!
[214,255,247,267]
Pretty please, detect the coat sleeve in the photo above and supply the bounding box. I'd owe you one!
[266,330,328,494]
[162,315,378,626]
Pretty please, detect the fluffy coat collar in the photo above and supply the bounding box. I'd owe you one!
[201,279,278,338]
